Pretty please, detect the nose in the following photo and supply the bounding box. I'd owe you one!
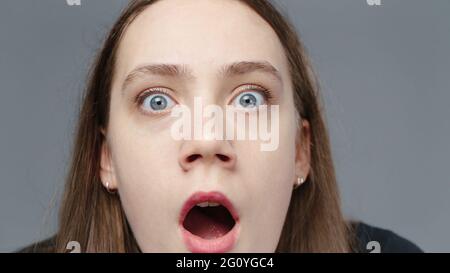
[178,139,237,172]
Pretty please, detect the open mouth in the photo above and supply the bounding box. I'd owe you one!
[179,191,240,253]
[182,201,236,239]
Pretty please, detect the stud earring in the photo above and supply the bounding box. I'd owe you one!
[105,181,117,194]
[293,176,305,189]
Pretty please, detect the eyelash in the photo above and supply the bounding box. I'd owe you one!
[135,86,175,108]
[134,84,275,113]
[232,84,274,105]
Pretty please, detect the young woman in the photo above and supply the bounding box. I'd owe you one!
[19,0,421,253]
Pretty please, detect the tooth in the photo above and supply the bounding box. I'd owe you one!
[208,202,220,207]
[196,202,209,208]
[196,201,221,207]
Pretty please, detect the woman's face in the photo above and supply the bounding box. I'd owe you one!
[100,0,310,252]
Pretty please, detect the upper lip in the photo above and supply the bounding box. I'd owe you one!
[179,191,239,226]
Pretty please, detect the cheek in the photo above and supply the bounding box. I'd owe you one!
[242,106,297,190]
[107,98,180,200]
[109,112,178,191]
[232,109,297,251]
[235,137,295,218]
[107,114,183,249]
[113,133,176,195]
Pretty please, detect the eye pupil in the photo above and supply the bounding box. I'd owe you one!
[150,95,167,110]
[239,94,257,108]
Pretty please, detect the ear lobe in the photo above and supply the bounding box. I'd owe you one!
[100,140,117,190]
[295,119,311,180]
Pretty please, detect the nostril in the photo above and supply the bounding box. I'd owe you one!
[216,154,231,162]
[186,154,201,163]
[186,154,231,163]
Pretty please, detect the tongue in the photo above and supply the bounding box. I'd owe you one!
[183,206,235,239]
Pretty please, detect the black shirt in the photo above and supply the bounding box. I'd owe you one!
[354,222,422,253]
[17,221,423,253]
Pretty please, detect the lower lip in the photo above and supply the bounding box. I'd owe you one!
[180,222,240,253]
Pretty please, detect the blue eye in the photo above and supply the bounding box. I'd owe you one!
[140,92,176,113]
[232,91,266,109]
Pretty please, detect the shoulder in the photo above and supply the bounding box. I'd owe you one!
[16,236,57,253]
[352,221,423,253]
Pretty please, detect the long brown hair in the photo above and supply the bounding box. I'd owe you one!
[55,0,353,253]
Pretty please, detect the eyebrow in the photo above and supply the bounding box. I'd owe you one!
[121,61,282,91]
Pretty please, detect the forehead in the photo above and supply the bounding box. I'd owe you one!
[114,0,290,81]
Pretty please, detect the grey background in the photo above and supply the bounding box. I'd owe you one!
[0,0,448,252]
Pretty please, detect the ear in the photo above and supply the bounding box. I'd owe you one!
[99,129,118,191]
[295,119,311,184]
